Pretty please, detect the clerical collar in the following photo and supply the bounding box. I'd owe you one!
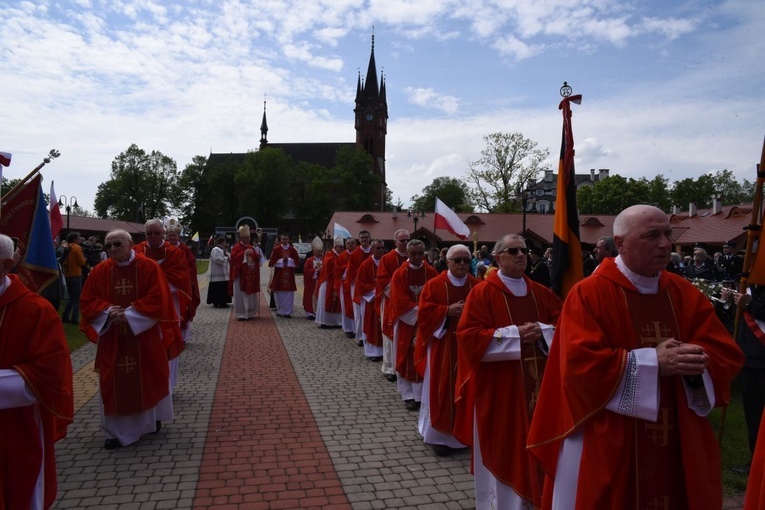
[373,257,381,266]
[615,255,659,294]
[361,246,371,253]
[281,244,289,249]
[116,251,136,267]
[0,276,9,296]
[408,262,423,270]
[395,249,407,257]
[447,271,467,287]
[498,271,527,296]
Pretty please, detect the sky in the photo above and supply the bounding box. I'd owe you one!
[2,0,764,216]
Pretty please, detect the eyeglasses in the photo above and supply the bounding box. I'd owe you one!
[397,238,410,243]
[409,251,425,256]
[500,247,528,256]
[104,241,123,250]
[449,257,471,264]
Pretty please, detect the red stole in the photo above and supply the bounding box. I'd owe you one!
[621,289,687,509]
[391,263,438,381]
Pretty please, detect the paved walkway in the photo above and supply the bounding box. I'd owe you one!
[51,267,748,509]
[53,269,474,509]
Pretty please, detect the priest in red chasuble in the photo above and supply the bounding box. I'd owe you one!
[229,225,263,320]
[335,237,358,339]
[164,218,200,342]
[354,239,385,361]
[527,205,744,510]
[415,244,478,456]
[134,219,189,389]
[389,239,438,411]
[349,230,372,340]
[81,229,178,450]
[456,233,561,510]
[302,237,324,320]
[315,236,344,328]
[376,229,410,382]
[268,232,299,318]
[0,234,73,509]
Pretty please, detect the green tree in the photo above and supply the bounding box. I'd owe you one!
[333,146,378,211]
[411,176,474,213]
[671,174,715,210]
[235,148,293,227]
[466,132,550,213]
[292,161,334,234]
[171,155,207,232]
[94,144,179,221]
[712,169,754,205]
[577,175,653,214]
[646,174,672,212]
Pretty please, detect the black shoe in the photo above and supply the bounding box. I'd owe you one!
[306,315,315,320]
[405,399,421,411]
[154,420,162,433]
[357,339,364,347]
[346,332,355,339]
[385,374,397,382]
[368,356,383,362]
[104,438,121,450]
[319,324,331,329]
[731,463,751,475]
[284,314,291,318]
[432,444,451,457]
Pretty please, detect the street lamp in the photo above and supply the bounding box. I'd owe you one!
[408,209,425,234]
[57,195,79,230]
[516,187,531,236]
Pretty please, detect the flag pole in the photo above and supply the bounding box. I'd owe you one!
[0,149,61,218]
[718,136,765,448]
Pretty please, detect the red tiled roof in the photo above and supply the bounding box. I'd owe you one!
[61,216,145,238]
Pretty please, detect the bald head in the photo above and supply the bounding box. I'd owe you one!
[613,205,673,277]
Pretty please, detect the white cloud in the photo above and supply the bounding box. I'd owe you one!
[405,87,459,114]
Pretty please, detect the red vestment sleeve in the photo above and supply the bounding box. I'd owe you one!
[415,274,450,377]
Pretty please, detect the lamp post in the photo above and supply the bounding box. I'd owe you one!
[516,186,530,236]
[57,195,79,230]
[408,209,425,236]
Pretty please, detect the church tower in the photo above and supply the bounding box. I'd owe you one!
[354,34,388,211]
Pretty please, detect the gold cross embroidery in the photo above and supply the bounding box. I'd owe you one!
[645,408,673,446]
[523,349,545,381]
[114,278,134,296]
[117,355,137,374]
[640,321,673,347]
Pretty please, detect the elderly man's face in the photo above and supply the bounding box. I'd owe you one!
[166,232,180,245]
[407,245,425,267]
[447,249,471,278]
[496,238,528,278]
[594,240,609,262]
[105,233,133,263]
[145,226,165,248]
[693,250,706,264]
[395,232,410,251]
[371,241,385,260]
[616,210,673,277]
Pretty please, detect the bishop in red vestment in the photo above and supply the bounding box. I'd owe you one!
[375,229,410,380]
[415,245,478,454]
[0,234,73,510]
[527,205,743,510]
[268,233,299,318]
[229,225,262,320]
[81,229,178,449]
[354,240,385,360]
[390,240,438,410]
[456,234,561,510]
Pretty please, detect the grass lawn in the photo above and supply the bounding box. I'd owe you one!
[712,377,751,495]
[197,259,209,274]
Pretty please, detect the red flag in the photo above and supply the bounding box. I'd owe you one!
[434,197,470,239]
[49,180,64,241]
[550,94,584,299]
[207,234,214,246]
[0,152,11,167]
[0,174,59,292]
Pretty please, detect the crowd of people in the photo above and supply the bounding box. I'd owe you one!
[5,202,765,509]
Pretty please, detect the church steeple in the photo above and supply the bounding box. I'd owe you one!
[354,31,388,211]
[260,100,268,149]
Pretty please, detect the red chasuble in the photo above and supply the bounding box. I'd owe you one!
[173,241,200,324]
[415,272,478,435]
[334,249,353,319]
[455,271,562,505]
[80,253,177,417]
[527,257,743,510]
[133,241,189,359]
[0,275,73,510]
[390,261,438,381]
[302,256,320,315]
[317,248,342,313]
[268,244,299,292]
[376,250,408,339]
[355,256,381,346]
[228,241,249,296]
[237,247,261,294]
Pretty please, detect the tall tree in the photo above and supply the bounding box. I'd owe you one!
[577,175,653,214]
[411,176,473,212]
[333,146,379,211]
[712,169,754,205]
[466,132,550,213]
[171,155,207,231]
[235,148,293,227]
[671,174,715,210]
[94,144,178,221]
